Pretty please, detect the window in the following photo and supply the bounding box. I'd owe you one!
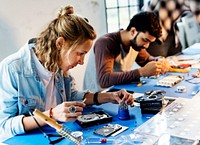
[105,0,144,32]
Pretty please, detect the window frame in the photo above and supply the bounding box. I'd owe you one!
[104,0,144,32]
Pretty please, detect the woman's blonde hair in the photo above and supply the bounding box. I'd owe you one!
[35,5,96,73]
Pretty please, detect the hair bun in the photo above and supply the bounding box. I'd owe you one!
[58,5,74,18]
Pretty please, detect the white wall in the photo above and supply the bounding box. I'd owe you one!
[0,0,107,90]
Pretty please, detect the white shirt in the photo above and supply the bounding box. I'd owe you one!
[31,49,58,110]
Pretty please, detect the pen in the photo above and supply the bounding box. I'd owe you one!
[82,98,87,103]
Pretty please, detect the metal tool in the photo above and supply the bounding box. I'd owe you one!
[33,109,80,145]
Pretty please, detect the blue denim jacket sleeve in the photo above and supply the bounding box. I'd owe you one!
[0,42,46,139]
[0,55,26,137]
[0,41,90,140]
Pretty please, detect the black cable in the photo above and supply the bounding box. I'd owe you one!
[28,110,64,144]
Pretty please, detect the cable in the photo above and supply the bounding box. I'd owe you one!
[33,109,80,145]
[29,110,64,144]
[185,78,200,84]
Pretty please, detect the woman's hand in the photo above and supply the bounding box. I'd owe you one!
[51,101,86,122]
[110,89,134,107]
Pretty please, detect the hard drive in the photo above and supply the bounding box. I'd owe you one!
[76,111,112,128]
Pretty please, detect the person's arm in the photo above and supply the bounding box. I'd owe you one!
[83,89,134,107]
[23,101,86,132]
[135,49,152,66]
[0,65,27,136]
[138,55,170,77]
[94,36,140,88]
[23,89,135,132]
[138,61,162,77]
[22,111,50,131]
[23,89,134,132]
[0,63,55,134]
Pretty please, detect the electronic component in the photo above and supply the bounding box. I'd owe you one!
[76,111,112,128]
[135,90,166,114]
[94,124,122,137]
[118,102,130,120]
[111,125,128,137]
[71,131,83,142]
[176,86,186,93]
[156,74,184,87]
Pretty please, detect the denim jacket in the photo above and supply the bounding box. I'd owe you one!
[0,40,87,139]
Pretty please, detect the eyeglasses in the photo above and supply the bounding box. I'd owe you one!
[29,111,65,144]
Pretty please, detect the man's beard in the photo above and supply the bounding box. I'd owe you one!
[130,33,144,51]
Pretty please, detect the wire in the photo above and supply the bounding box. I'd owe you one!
[185,78,200,84]
[29,111,64,144]
[32,109,80,145]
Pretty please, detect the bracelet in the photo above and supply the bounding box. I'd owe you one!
[49,107,53,118]
[93,92,100,105]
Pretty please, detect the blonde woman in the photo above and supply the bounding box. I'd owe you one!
[0,5,134,139]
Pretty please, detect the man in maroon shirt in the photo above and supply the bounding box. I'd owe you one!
[83,11,170,92]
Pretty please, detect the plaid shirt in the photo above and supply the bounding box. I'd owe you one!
[143,0,200,45]
[144,0,200,31]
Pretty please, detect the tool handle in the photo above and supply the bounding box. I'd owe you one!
[33,109,63,131]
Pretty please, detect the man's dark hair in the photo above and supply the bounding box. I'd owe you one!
[126,11,162,38]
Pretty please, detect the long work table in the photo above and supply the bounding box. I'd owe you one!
[3,46,200,144]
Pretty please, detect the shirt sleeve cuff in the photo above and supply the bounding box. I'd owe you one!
[12,115,26,135]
